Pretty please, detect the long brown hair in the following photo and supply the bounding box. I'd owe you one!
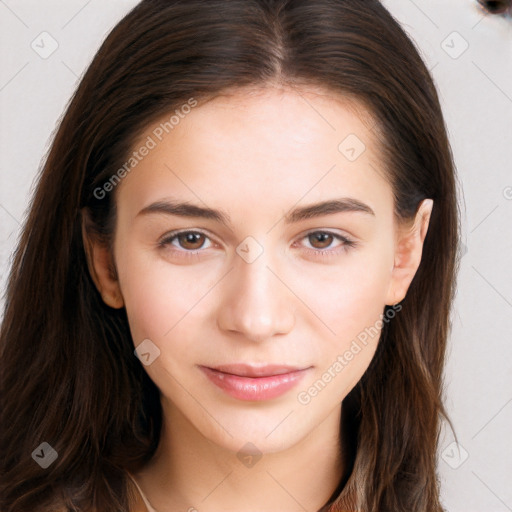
[0,1,460,511]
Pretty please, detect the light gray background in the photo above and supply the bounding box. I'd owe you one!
[0,1,511,511]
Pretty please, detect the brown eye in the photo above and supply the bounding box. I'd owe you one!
[477,0,511,14]
[298,230,356,258]
[177,232,207,250]
[308,232,335,249]
[159,230,212,252]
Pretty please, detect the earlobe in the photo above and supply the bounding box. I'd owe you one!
[81,210,124,309]
[385,199,433,306]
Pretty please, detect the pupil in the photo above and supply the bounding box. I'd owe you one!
[182,232,202,248]
[311,233,331,248]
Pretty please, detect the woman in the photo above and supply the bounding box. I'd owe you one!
[0,1,460,511]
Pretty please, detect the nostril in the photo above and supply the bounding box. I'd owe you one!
[477,0,511,14]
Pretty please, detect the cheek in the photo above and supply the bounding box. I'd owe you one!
[115,249,210,346]
[291,247,393,345]
[296,262,392,404]
[291,247,394,400]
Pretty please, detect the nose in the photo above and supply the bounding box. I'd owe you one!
[216,247,295,343]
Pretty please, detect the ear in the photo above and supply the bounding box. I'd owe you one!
[385,199,433,306]
[81,210,124,309]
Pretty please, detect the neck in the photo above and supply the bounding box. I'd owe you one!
[133,400,345,512]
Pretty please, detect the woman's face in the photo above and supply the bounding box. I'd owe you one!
[91,86,430,456]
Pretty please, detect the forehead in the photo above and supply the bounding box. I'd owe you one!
[117,85,391,218]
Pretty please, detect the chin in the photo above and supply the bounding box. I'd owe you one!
[195,406,319,456]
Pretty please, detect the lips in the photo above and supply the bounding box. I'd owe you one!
[199,364,311,401]
[208,364,305,377]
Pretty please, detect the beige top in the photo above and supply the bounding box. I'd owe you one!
[126,472,357,512]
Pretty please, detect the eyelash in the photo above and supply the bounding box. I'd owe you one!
[158,229,357,260]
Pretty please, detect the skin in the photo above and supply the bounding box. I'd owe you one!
[84,85,433,512]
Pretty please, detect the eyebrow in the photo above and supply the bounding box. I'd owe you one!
[137,197,375,226]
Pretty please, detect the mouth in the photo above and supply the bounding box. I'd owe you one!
[199,363,311,401]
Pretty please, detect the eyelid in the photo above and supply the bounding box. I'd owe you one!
[296,227,355,242]
[158,228,217,248]
[295,229,357,255]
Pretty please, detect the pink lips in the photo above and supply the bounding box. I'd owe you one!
[199,364,310,401]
